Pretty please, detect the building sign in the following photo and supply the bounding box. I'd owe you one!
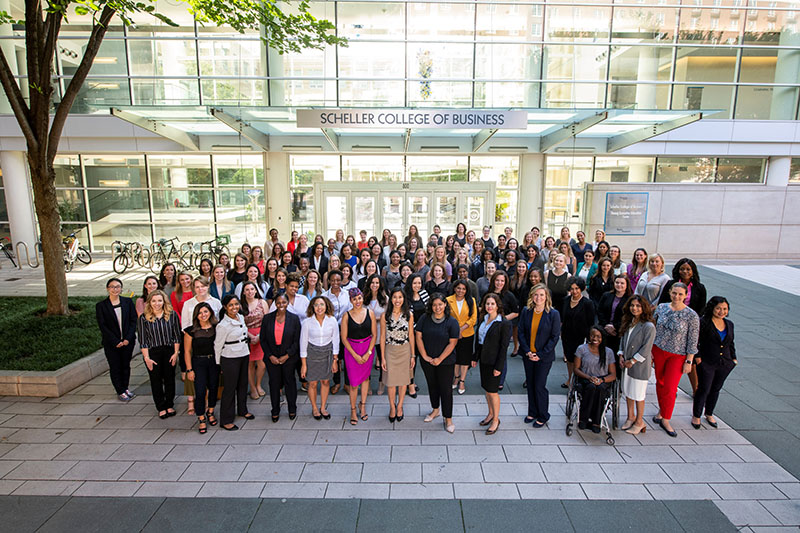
[297,109,528,129]
[604,192,648,235]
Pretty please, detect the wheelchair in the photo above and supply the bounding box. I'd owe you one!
[564,375,619,446]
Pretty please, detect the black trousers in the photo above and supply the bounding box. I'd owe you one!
[220,356,249,425]
[193,355,219,414]
[576,378,610,425]
[693,359,735,418]
[523,357,553,422]
[420,360,455,418]
[146,345,176,411]
[103,342,134,395]
[266,356,298,416]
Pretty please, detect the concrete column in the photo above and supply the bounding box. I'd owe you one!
[0,151,38,246]
[771,30,800,120]
[635,47,658,109]
[170,167,189,205]
[268,48,286,106]
[765,156,791,188]
[517,153,544,233]
[0,0,20,114]
[265,151,291,236]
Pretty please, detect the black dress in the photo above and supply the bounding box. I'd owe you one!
[546,270,570,317]
[560,297,596,363]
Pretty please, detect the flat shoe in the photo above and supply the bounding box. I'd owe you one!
[444,421,455,433]
[479,417,492,427]
[166,409,177,417]
[424,412,440,423]
[560,383,569,389]
[289,413,297,420]
[523,416,535,424]
[222,424,239,431]
[271,415,280,423]
[532,420,546,428]
[659,419,678,438]
[691,421,701,429]
[243,413,255,420]
[158,411,169,419]
[652,415,662,424]
[486,420,500,435]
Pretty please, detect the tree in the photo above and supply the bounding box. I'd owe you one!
[0,0,344,315]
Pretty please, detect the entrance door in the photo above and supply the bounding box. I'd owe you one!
[317,183,494,239]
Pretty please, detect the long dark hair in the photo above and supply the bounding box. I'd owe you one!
[450,279,475,316]
[191,302,218,331]
[363,273,388,307]
[140,275,162,301]
[238,281,261,316]
[479,292,504,321]
[158,262,176,288]
[619,295,654,336]
[404,273,424,301]
[671,257,701,285]
[588,325,609,367]
[388,287,410,321]
[489,270,510,295]
[426,292,451,317]
[220,294,241,320]
[702,296,729,321]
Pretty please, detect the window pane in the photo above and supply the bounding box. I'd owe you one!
[475,44,542,80]
[290,155,340,185]
[474,82,541,107]
[83,155,146,188]
[129,40,198,76]
[57,190,87,222]
[594,157,655,182]
[342,156,404,182]
[470,156,520,187]
[214,155,264,187]
[735,86,799,120]
[672,84,733,116]
[53,156,82,187]
[609,47,673,82]
[407,81,473,107]
[132,79,199,106]
[674,47,737,82]
[151,190,215,223]
[736,48,800,119]
[476,3,544,42]
[546,156,593,188]
[608,83,670,109]
[407,3,476,40]
[65,78,132,112]
[543,82,606,108]
[544,45,609,81]
[545,5,611,42]
[339,42,405,79]
[216,189,266,240]
[611,8,678,43]
[339,80,405,106]
[87,190,150,222]
[338,2,406,40]
[495,190,518,224]
[743,8,793,46]
[716,158,765,183]
[153,223,216,245]
[269,47,337,106]
[91,224,152,251]
[215,222,266,249]
[678,6,741,44]
[149,155,212,188]
[790,159,800,183]
[408,43,474,81]
[0,190,7,221]
[408,156,468,182]
[655,157,716,182]
[291,186,314,225]
[201,79,267,106]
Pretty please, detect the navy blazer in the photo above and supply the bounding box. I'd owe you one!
[697,317,736,365]
[209,281,233,301]
[517,307,561,363]
[259,311,301,361]
[474,318,512,372]
[96,297,137,347]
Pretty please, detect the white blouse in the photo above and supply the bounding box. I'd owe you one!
[213,314,250,363]
[269,293,310,318]
[180,296,222,329]
[300,315,341,358]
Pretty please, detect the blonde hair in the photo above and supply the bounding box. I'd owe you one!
[526,283,552,313]
[549,252,568,270]
[648,253,666,275]
[192,276,210,288]
[143,289,174,322]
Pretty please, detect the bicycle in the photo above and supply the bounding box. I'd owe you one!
[0,237,17,268]
[148,237,184,273]
[197,235,231,265]
[112,240,148,274]
[63,233,80,272]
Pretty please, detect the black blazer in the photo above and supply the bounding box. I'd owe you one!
[96,297,137,347]
[697,317,736,365]
[658,279,707,315]
[588,275,614,308]
[259,311,301,361]
[474,318,512,372]
[597,292,629,333]
[560,297,596,346]
[310,254,328,275]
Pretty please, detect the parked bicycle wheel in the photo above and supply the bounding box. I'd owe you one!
[77,246,92,264]
[112,253,129,274]
[136,247,150,268]
[149,251,166,274]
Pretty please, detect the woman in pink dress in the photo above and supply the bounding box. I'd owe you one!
[341,288,377,425]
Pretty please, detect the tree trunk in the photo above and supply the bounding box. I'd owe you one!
[27,152,68,315]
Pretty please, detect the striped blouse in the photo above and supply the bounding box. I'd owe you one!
[137,312,182,349]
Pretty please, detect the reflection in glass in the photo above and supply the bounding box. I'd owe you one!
[88,190,150,222]
[215,155,264,187]
[790,159,800,183]
[678,6,741,44]
[544,82,606,108]
[149,155,212,188]
[407,3,476,41]
[56,190,87,222]
[132,79,199,106]
[545,5,611,42]
[716,158,765,183]
[474,82,541,108]
[291,155,340,185]
[343,156,403,181]
[470,157,519,187]
[435,195,457,234]
[476,3,543,41]
[407,196,429,238]
[594,157,655,182]
[611,7,678,43]
[83,155,146,188]
[408,157,468,182]
[544,45,609,81]
[475,44,542,81]
[338,2,406,40]
[655,157,716,182]
[494,190,516,225]
[90,224,152,250]
[354,196,377,237]
[382,196,404,237]
[671,84,733,116]
[129,40,198,76]
[53,156,82,188]
[325,196,348,238]
[151,190,215,223]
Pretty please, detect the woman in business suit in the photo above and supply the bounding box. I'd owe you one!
[518,283,561,427]
[617,295,656,435]
[560,277,595,390]
[692,296,736,430]
[597,274,632,353]
[96,278,138,401]
[260,293,302,422]
[473,293,512,435]
[447,280,477,396]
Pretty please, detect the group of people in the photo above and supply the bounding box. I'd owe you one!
[96,224,737,438]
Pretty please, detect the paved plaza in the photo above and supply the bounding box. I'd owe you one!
[0,260,799,531]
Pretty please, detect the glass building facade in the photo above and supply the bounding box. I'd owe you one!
[0,0,798,250]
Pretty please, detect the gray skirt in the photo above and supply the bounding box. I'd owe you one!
[306,342,333,382]
[383,342,412,387]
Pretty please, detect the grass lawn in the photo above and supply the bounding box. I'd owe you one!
[0,296,104,371]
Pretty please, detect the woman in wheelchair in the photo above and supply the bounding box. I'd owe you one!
[573,326,617,433]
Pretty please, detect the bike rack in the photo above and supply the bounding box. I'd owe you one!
[14,241,40,269]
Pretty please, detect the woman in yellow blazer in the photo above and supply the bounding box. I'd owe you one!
[447,279,478,395]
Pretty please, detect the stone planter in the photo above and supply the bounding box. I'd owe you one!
[0,349,109,397]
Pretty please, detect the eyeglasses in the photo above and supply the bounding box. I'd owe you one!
[108,285,122,290]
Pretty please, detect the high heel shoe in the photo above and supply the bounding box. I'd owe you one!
[691,419,701,429]
[621,419,636,431]
[625,423,646,435]
[706,417,718,428]
[396,409,404,422]
[350,408,358,426]
[359,402,368,421]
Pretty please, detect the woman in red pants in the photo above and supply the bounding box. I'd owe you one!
[652,282,700,437]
